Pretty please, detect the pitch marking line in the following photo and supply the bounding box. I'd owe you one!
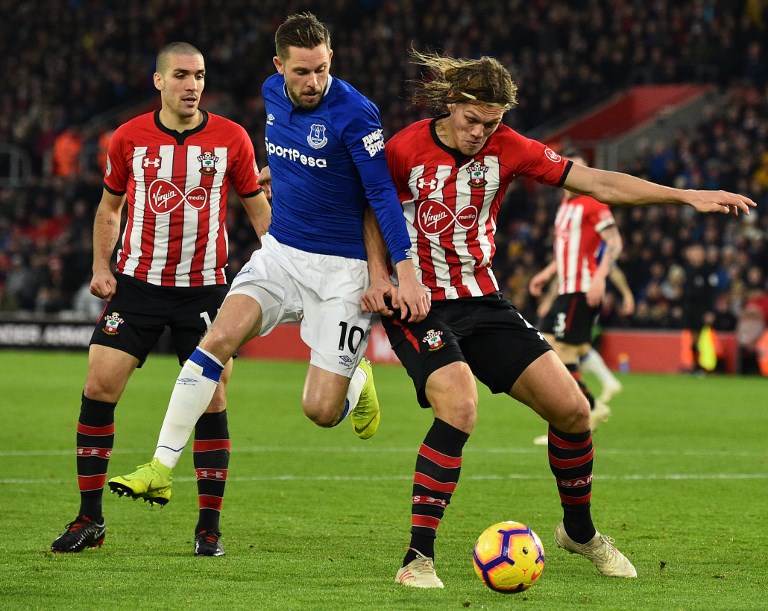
[2,446,767,458]
[2,473,767,485]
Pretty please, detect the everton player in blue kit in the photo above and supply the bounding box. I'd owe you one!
[111,12,429,534]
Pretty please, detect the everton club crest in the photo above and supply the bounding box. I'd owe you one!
[307,123,328,149]
[466,160,488,187]
[198,151,219,175]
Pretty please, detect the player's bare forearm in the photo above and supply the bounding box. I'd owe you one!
[586,273,607,307]
[90,190,124,299]
[362,206,390,281]
[529,260,557,297]
[256,165,272,200]
[608,266,631,295]
[393,259,430,322]
[360,205,397,316]
[242,192,272,237]
[565,164,756,214]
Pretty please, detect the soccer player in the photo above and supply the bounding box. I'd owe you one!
[529,149,632,443]
[534,265,633,408]
[109,12,429,522]
[580,264,635,403]
[364,50,754,588]
[50,42,272,556]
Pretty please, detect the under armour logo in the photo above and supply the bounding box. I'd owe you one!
[143,157,161,168]
[147,179,209,215]
[417,177,437,190]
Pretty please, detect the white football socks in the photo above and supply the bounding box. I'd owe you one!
[338,365,367,422]
[154,347,224,468]
[581,348,618,387]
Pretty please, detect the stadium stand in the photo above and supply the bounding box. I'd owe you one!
[1,1,766,372]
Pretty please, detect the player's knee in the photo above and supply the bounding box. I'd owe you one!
[199,330,238,364]
[432,395,478,434]
[302,398,341,428]
[83,376,123,404]
[549,393,590,433]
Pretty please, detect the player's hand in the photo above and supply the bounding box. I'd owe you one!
[528,272,548,297]
[393,276,430,323]
[257,165,272,199]
[361,277,395,317]
[687,190,756,215]
[586,276,606,307]
[90,268,117,300]
[619,292,635,316]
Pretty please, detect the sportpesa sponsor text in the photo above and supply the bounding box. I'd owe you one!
[265,129,384,167]
[265,137,327,168]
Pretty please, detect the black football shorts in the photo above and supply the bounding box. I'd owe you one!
[90,273,229,366]
[382,292,552,408]
[547,292,599,345]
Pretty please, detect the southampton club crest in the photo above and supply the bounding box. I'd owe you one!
[197,151,219,175]
[307,123,328,149]
[466,160,488,187]
[422,329,445,352]
[102,311,124,336]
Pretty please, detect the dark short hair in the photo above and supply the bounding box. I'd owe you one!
[275,12,331,60]
[156,42,204,74]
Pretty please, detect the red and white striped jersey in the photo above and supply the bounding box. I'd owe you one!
[104,110,261,287]
[386,118,570,299]
[553,194,616,294]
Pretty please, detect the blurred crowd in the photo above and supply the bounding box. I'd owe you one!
[1,0,767,369]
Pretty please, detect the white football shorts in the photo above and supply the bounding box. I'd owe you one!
[227,233,372,377]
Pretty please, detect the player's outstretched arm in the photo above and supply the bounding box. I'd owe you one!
[564,164,756,215]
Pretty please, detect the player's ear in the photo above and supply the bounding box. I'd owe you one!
[273,56,284,74]
[153,72,163,92]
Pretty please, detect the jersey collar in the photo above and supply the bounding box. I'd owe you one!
[154,109,209,144]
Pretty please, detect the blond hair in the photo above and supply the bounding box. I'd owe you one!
[409,49,518,113]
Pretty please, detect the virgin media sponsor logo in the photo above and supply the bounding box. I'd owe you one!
[415,199,478,236]
[147,179,208,214]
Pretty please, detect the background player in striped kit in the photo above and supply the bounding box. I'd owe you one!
[363,50,755,588]
[51,42,272,556]
[529,148,632,443]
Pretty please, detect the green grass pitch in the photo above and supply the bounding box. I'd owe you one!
[0,350,765,609]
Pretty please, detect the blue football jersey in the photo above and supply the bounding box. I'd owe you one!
[263,73,410,263]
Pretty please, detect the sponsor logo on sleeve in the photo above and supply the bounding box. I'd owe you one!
[544,148,561,163]
[362,129,384,157]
